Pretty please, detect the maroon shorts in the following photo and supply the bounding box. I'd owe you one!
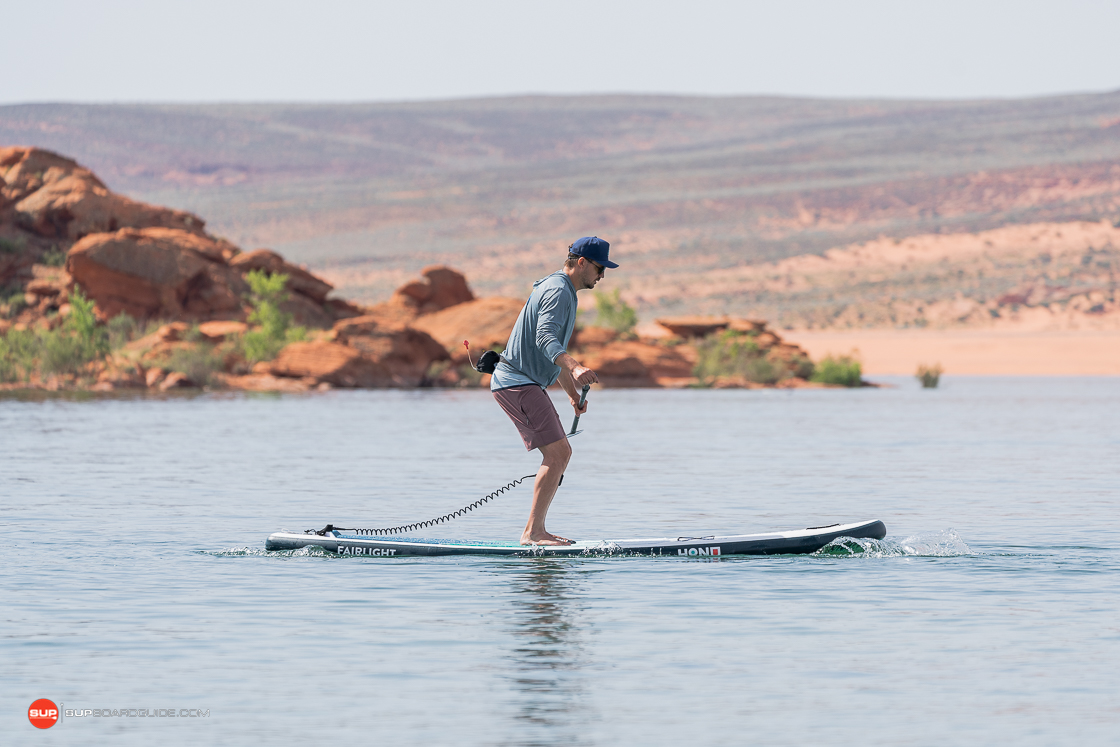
[493,385,567,451]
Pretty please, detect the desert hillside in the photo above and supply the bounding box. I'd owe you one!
[2,93,1119,313]
[3,147,835,391]
[629,220,1120,331]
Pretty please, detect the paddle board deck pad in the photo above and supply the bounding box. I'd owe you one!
[264,519,886,557]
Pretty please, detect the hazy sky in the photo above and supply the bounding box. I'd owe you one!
[4,0,1118,104]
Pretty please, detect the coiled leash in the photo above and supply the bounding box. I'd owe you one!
[310,346,591,538]
[310,473,538,536]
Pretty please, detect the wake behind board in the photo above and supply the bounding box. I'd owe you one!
[264,519,886,557]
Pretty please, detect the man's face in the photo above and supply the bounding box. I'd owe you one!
[581,257,605,289]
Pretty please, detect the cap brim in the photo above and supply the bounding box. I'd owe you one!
[602,260,620,269]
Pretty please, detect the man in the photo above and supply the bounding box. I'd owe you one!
[491,236,619,546]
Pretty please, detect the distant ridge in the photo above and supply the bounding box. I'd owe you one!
[3,93,1119,313]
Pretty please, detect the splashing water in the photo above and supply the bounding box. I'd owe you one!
[200,545,337,558]
[814,529,973,558]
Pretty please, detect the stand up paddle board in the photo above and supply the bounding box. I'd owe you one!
[264,519,886,557]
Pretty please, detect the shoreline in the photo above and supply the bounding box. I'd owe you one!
[783,329,1120,376]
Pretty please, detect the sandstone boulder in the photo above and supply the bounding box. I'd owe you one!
[324,297,366,321]
[359,299,424,328]
[391,265,474,315]
[159,372,196,391]
[570,326,618,349]
[68,227,248,321]
[280,293,335,330]
[2,147,205,241]
[229,249,334,302]
[212,372,314,392]
[410,296,524,363]
[332,315,449,386]
[654,316,731,338]
[578,339,697,388]
[25,277,63,297]
[269,340,394,388]
[197,320,248,341]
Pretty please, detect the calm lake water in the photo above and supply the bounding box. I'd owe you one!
[3,378,1119,745]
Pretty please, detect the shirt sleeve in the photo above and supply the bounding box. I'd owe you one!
[535,287,572,363]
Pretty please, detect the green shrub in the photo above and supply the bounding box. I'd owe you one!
[2,284,27,318]
[0,286,109,382]
[107,312,141,350]
[241,270,307,363]
[165,341,224,386]
[0,236,25,254]
[593,288,638,334]
[41,245,68,267]
[0,328,37,382]
[694,329,786,385]
[39,287,108,376]
[811,354,863,387]
[788,354,815,380]
[917,363,943,388]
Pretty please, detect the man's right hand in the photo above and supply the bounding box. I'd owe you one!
[570,364,598,388]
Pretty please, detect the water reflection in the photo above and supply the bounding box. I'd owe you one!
[498,559,596,745]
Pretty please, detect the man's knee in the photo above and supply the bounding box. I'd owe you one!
[540,438,572,466]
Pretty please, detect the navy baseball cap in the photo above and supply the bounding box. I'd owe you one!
[568,236,619,268]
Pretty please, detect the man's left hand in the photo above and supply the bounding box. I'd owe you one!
[571,398,587,416]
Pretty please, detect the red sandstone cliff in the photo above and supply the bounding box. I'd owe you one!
[1,146,816,392]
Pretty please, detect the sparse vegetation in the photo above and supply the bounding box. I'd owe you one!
[810,354,863,387]
[106,312,140,350]
[241,270,307,363]
[41,245,68,267]
[2,285,27,318]
[0,286,108,383]
[917,363,943,388]
[695,329,787,385]
[593,288,638,335]
[165,336,225,386]
[0,236,26,254]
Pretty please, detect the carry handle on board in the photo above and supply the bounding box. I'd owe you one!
[569,384,590,436]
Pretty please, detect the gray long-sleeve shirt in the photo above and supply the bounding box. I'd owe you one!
[490,271,578,391]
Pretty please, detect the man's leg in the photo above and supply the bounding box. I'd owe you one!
[521,437,573,545]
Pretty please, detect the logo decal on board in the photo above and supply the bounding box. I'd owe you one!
[338,545,397,556]
[678,547,721,556]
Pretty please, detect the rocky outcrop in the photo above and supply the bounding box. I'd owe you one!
[654,316,766,339]
[391,265,474,314]
[331,315,449,386]
[229,249,333,302]
[410,296,525,363]
[571,327,697,387]
[269,340,394,388]
[1,146,831,392]
[67,227,249,321]
[1,147,206,241]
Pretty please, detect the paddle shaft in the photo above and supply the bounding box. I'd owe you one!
[569,384,590,435]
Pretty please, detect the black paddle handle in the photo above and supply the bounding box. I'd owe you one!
[569,384,590,435]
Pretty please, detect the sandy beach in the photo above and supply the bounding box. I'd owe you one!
[783,329,1120,376]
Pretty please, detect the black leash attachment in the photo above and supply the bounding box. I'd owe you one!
[309,473,538,537]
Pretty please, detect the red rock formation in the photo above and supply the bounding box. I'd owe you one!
[1,147,205,241]
[229,249,334,302]
[574,331,697,387]
[410,296,525,363]
[269,340,394,388]
[67,227,248,321]
[391,265,474,315]
[331,315,449,386]
[197,320,248,340]
[324,297,366,321]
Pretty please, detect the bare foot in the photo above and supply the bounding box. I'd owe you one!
[520,531,575,546]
